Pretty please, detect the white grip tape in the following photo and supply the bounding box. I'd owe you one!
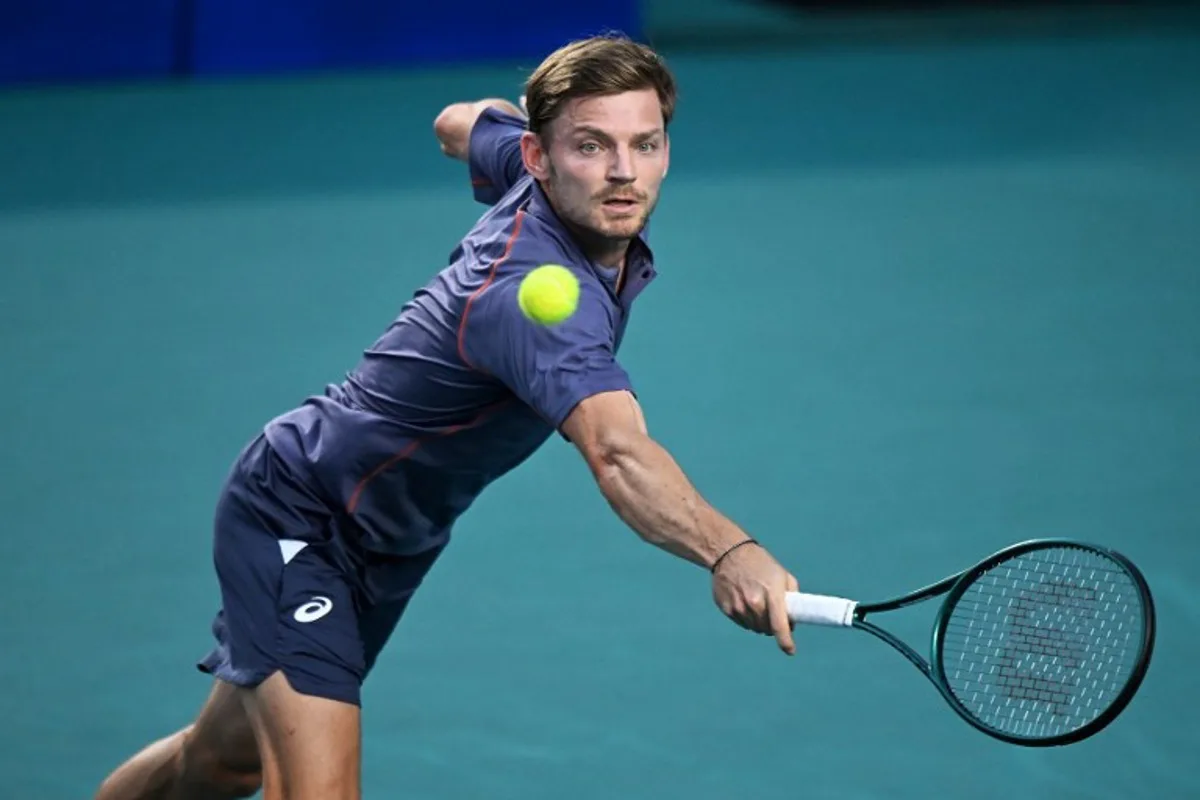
[785,592,858,627]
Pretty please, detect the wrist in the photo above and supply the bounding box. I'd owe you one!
[709,538,759,574]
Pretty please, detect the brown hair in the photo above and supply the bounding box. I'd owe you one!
[523,33,677,138]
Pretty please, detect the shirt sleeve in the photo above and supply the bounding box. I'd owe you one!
[467,107,528,206]
[459,270,634,429]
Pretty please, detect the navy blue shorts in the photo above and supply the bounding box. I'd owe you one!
[197,435,444,706]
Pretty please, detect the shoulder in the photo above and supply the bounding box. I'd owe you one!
[467,253,617,337]
[457,175,535,256]
[487,256,609,311]
[470,106,527,142]
[464,189,579,274]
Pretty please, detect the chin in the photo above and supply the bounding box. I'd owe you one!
[591,216,646,241]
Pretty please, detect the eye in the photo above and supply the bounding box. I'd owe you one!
[637,141,658,153]
[578,141,600,155]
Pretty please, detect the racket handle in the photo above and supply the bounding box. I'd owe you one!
[785,592,858,627]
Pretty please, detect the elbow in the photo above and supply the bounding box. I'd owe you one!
[593,459,627,507]
[433,102,471,157]
[588,427,644,488]
[433,103,459,141]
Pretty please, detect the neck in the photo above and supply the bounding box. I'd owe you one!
[590,242,628,271]
[564,219,629,270]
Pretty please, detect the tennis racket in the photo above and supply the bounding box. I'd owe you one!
[785,538,1156,746]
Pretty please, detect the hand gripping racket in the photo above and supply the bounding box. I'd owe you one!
[785,539,1156,746]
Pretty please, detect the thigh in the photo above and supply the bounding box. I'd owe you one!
[188,680,260,772]
[242,671,361,800]
[202,531,373,707]
[357,545,447,675]
[179,679,266,795]
[198,439,373,708]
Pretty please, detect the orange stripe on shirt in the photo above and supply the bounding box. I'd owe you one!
[457,209,525,372]
[344,398,514,515]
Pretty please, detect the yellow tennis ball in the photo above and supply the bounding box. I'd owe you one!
[517,264,580,325]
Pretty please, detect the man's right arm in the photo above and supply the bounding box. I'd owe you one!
[561,390,744,569]
[562,390,800,655]
[460,271,799,654]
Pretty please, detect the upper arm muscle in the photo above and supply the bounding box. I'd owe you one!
[561,390,647,472]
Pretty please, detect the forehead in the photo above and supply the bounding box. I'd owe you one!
[554,89,664,137]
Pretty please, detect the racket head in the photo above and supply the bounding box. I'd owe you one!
[929,539,1155,747]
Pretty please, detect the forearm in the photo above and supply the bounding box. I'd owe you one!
[594,434,749,569]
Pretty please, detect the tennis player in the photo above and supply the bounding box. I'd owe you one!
[95,34,799,800]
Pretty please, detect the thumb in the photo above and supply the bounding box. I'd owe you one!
[768,591,796,656]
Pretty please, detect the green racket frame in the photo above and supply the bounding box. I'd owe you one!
[844,538,1157,746]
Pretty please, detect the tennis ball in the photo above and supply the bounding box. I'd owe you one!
[517,264,580,325]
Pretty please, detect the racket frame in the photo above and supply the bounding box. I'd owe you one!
[849,538,1156,746]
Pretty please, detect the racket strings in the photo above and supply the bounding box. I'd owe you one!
[939,546,1144,739]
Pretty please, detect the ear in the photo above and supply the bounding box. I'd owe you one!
[520,131,550,181]
[662,133,670,179]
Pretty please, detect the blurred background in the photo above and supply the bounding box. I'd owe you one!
[2,1,1199,798]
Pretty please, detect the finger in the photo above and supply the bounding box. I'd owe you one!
[725,600,752,631]
[745,601,769,634]
[746,594,772,635]
[768,592,797,656]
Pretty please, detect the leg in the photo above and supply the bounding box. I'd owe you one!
[94,679,262,800]
[234,546,446,800]
[241,671,361,800]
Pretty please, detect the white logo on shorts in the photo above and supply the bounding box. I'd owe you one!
[293,596,333,623]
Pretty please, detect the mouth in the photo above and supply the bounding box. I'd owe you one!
[600,198,640,213]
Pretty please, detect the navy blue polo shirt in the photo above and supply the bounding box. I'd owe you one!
[262,107,658,556]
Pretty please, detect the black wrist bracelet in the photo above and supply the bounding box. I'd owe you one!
[710,538,758,574]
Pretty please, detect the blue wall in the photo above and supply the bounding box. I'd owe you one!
[0,1,181,83]
[0,0,641,85]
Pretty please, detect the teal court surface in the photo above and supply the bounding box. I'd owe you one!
[1,21,1198,800]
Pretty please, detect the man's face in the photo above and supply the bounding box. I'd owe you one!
[522,89,670,258]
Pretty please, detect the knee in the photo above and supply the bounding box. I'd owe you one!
[178,725,263,799]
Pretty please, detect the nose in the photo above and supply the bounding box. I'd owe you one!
[607,145,636,184]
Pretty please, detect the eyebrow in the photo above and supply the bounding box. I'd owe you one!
[568,125,663,142]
